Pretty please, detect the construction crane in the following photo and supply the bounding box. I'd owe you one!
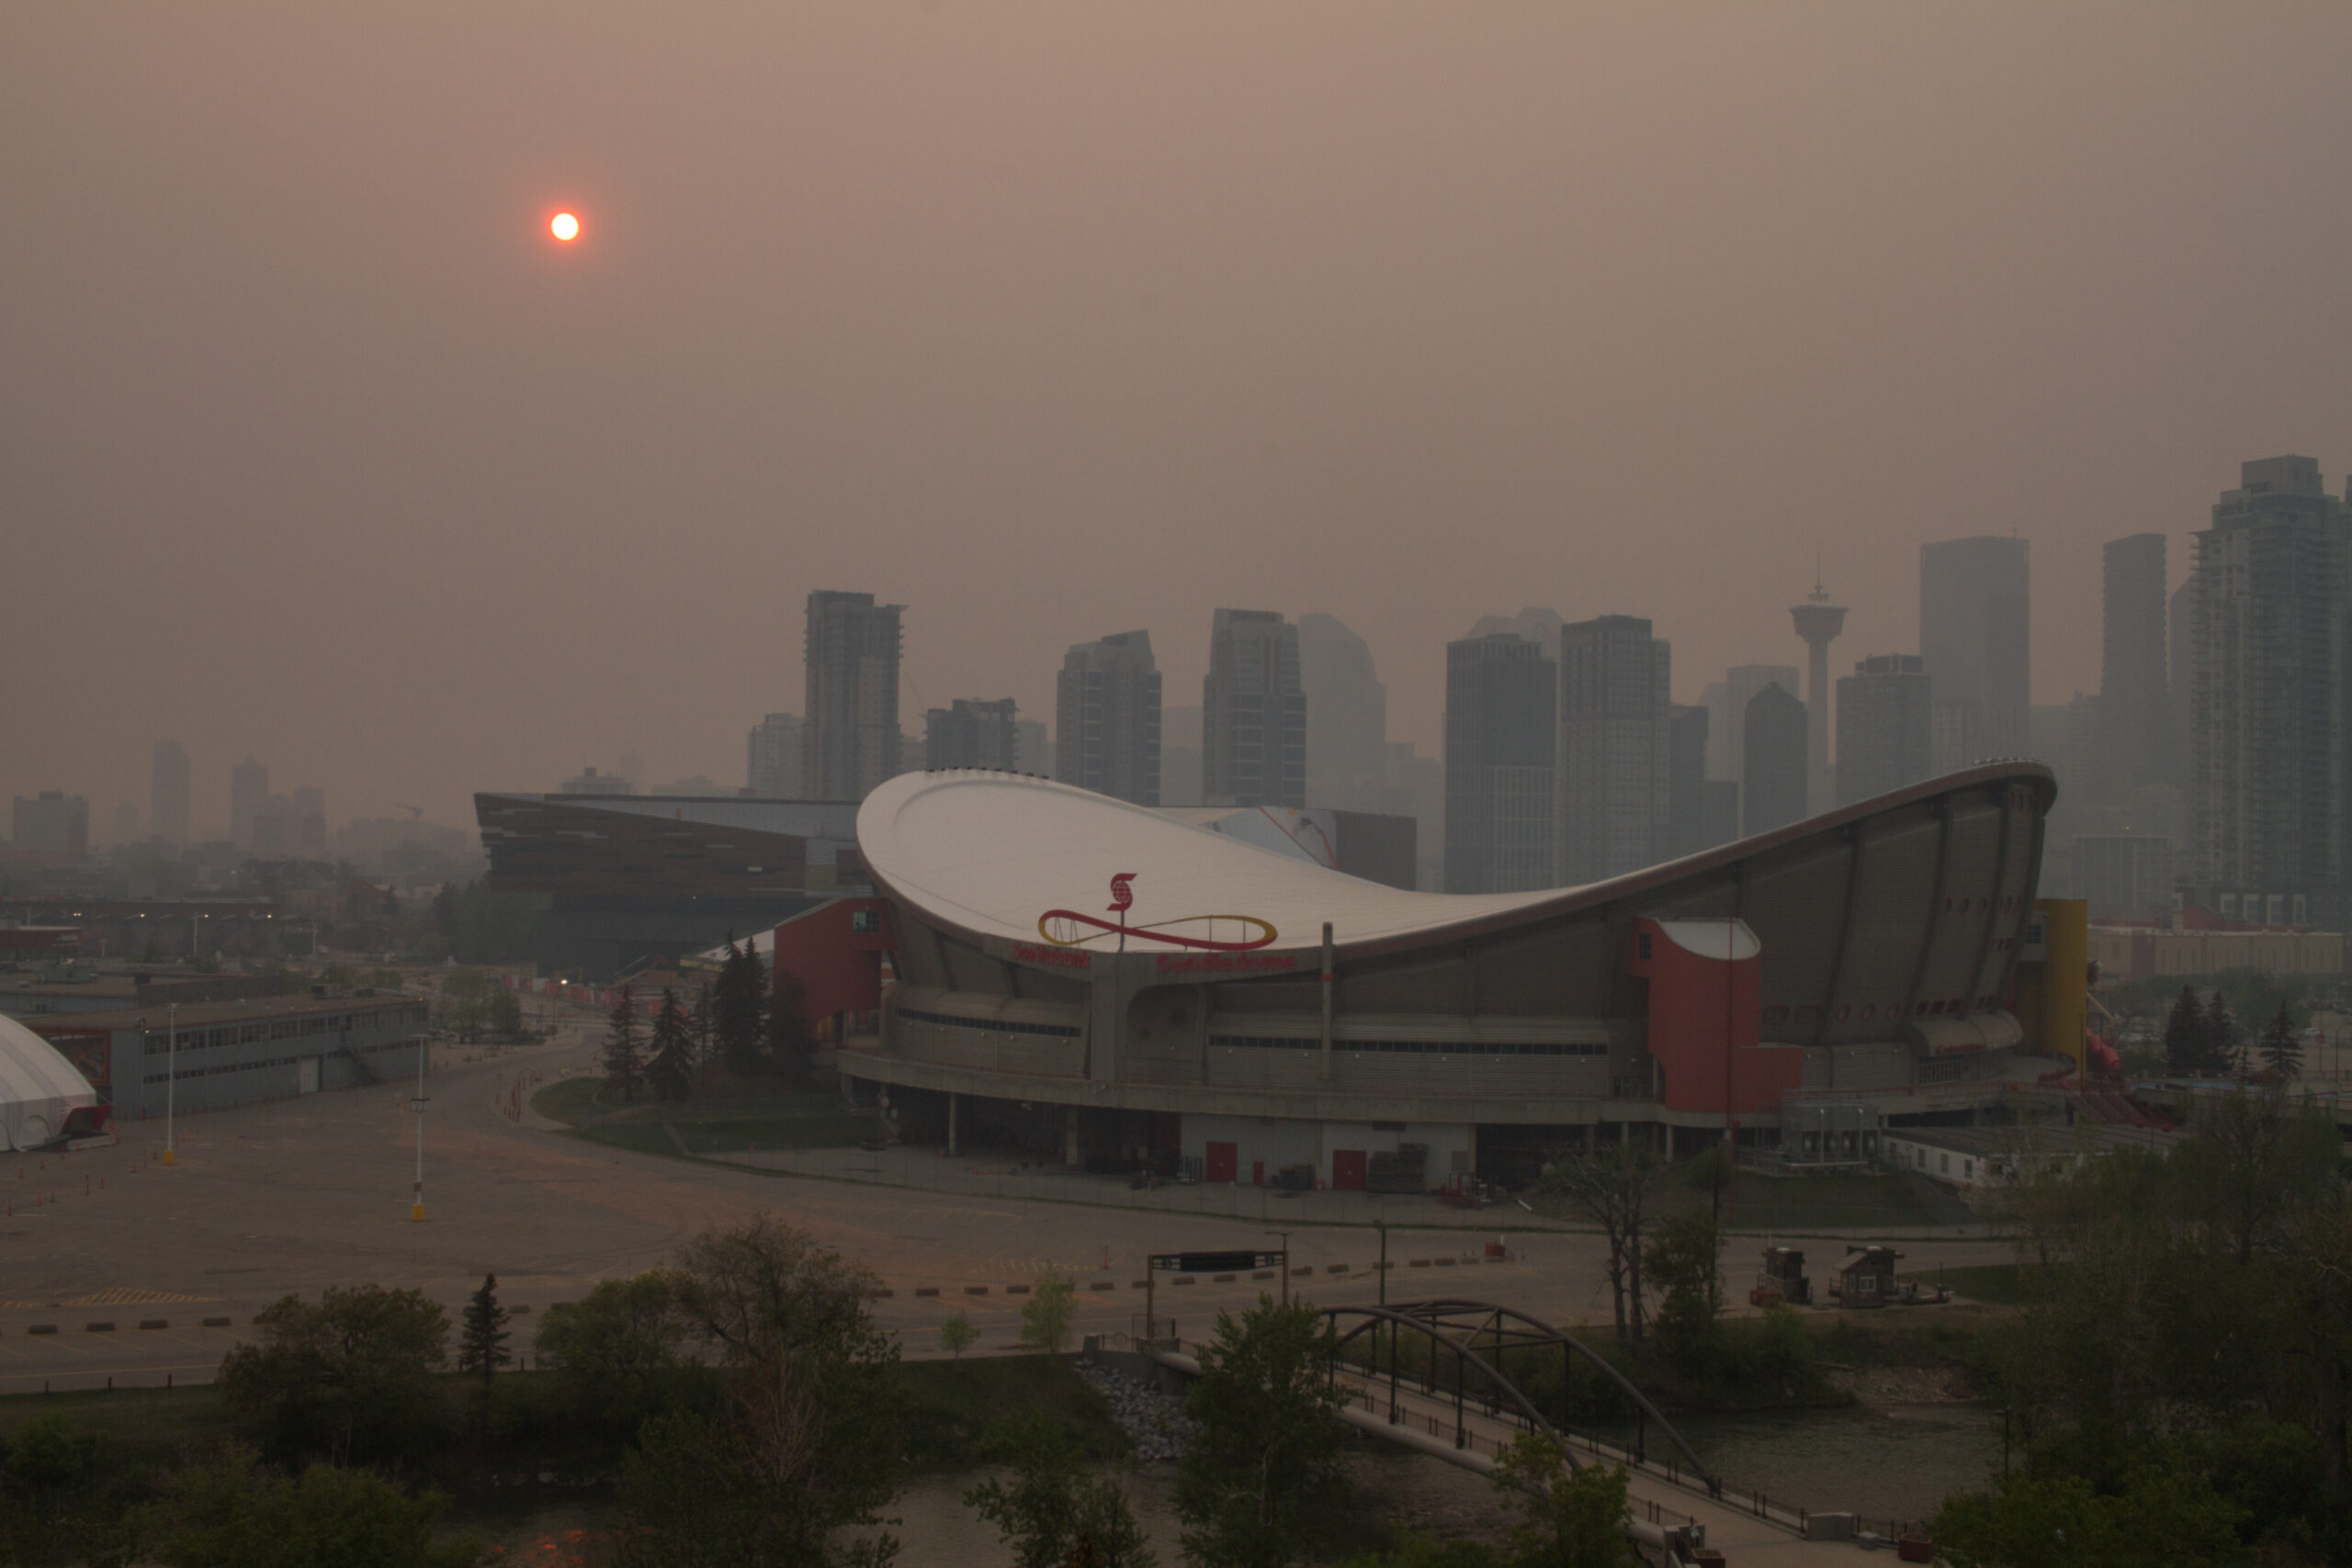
[397,804,424,819]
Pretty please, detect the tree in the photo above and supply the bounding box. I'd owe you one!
[1539,1140,1661,1342]
[1020,1270,1078,1356]
[772,965,816,1078]
[1490,1434,1637,1568]
[486,987,524,1042]
[533,1273,693,1429]
[0,1414,128,1568]
[1176,1295,1351,1568]
[150,1452,481,1568]
[647,987,695,1102]
[456,1274,511,1397]
[614,1216,906,1567]
[2206,989,2240,1076]
[603,986,643,1102]
[939,1313,978,1359]
[1932,1463,2245,1568]
[2258,1004,2303,1078]
[713,941,774,1077]
[964,1412,1156,1568]
[216,1287,450,1467]
[1641,1210,1723,1371]
[688,983,718,1085]
[2163,985,2205,1076]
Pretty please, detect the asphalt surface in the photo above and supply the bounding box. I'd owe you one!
[0,1014,2016,1394]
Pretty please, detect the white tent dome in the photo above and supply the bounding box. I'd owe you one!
[0,1012,98,1153]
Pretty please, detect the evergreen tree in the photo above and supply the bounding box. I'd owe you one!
[688,981,717,1081]
[458,1272,512,1390]
[714,940,772,1077]
[2204,989,2239,1076]
[647,987,695,1101]
[2258,1003,2303,1078]
[2163,985,2205,1076]
[603,985,643,1101]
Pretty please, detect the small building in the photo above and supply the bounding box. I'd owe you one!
[1880,1122,2130,1191]
[1832,1245,1903,1308]
[21,995,429,1119]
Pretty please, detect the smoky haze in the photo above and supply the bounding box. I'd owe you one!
[6,4,2351,834]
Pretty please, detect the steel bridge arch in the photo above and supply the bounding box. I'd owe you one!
[1322,1298,1718,1495]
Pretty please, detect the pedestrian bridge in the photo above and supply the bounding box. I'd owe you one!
[1133,1297,1926,1565]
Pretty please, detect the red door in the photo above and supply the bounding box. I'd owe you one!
[1331,1150,1367,1191]
[1251,1160,1264,1187]
[1204,1141,1238,1184]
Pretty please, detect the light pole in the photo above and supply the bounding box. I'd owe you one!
[410,1032,429,1222]
[1264,1229,1291,1304]
[163,1003,178,1166]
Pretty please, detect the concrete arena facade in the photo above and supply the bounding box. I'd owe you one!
[838,763,2057,1188]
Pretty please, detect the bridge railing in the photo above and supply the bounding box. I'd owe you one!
[1128,1332,1923,1544]
[1321,1360,1820,1539]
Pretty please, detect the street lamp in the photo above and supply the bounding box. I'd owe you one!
[1263,1229,1291,1303]
[410,1032,429,1222]
[162,1003,178,1166]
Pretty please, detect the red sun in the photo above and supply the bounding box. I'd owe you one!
[549,211,581,243]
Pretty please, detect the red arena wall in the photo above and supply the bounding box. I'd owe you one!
[1630,917,1803,1115]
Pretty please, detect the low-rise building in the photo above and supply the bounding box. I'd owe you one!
[21,994,429,1119]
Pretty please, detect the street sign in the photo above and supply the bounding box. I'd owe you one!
[1150,1250,1281,1274]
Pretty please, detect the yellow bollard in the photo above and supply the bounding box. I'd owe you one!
[412,1202,424,1223]
[162,1149,175,1166]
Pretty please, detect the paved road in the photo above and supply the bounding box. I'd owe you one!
[0,1019,2015,1403]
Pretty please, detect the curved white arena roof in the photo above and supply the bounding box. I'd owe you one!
[857,771,1581,954]
[0,1012,97,1153]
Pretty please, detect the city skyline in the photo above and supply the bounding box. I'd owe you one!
[7,6,2349,829]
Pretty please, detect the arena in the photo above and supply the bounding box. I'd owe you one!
[833,761,2066,1190]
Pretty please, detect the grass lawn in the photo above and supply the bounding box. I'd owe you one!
[530,1078,882,1158]
[1934,1261,2067,1308]
[529,1075,608,1125]
[0,1382,232,1460]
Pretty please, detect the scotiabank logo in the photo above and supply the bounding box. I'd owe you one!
[1154,952,1299,974]
[1010,942,1092,970]
[1035,873,1284,960]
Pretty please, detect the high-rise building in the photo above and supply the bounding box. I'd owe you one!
[252,795,291,858]
[151,739,190,845]
[1055,630,1161,805]
[1444,633,1556,893]
[290,784,326,856]
[1742,682,1809,835]
[2098,533,2170,800]
[230,755,268,850]
[1788,583,1847,814]
[2167,578,2196,795]
[1837,655,1933,805]
[2073,835,2177,922]
[1297,614,1388,813]
[1014,719,1051,778]
[747,713,803,798]
[1702,664,1801,786]
[1158,705,1203,807]
[802,591,904,800]
[1555,615,1670,884]
[9,792,88,858]
[1203,609,1306,808]
[1920,536,2030,762]
[1665,705,1712,860]
[2188,457,2352,922]
[925,698,1021,771]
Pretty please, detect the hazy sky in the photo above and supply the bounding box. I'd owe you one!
[8,4,2352,835]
